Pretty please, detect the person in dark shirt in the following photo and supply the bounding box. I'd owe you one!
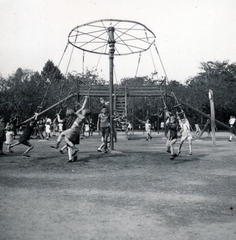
[0,115,6,155]
[166,115,179,160]
[10,113,38,157]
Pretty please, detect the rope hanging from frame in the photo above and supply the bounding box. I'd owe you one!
[135,52,142,78]
[153,42,169,84]
[38,42,70,111]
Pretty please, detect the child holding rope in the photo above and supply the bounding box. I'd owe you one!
[177,112,193,156]
[166,115,179,160]
[51,96,89,162]
[10,113,38,157]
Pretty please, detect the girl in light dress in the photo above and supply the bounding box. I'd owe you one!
[5,125,14,153]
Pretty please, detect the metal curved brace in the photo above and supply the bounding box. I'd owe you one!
[68,19,156,56]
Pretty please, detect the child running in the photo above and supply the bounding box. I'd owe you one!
[10,113,38,157]
[137,118,152,141]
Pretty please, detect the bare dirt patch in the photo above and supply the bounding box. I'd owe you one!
[0,131,235,240]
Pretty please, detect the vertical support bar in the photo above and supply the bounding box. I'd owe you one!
[157,97,159,133]
[108,27,115,150]
[76,77,79,103]
[209,89,216,146]
[125,85,128,125]
[164,77,167,137]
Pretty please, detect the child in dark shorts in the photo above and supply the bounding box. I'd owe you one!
[166,115,179,160]
[10,113,38,157]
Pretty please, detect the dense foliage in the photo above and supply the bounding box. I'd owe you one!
[0,60,236,129]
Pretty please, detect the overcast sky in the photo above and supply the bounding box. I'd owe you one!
[0,0,236,83]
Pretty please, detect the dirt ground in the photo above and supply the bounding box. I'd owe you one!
[0,130,235,240]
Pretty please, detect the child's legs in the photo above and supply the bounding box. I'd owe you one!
[6,144,10,152]
[103,127,110,150]
[0,142,3,152]
[98,142,104,150]
[64,137,74,148]
[170,139,177,155]
[61,144,67,152]
[166,139,171,151]
[10,141,21,148]
[23,142,34,155]
[57,132,65,143]
[188,139,192,153]
[67,146,73,160]
[112,127,117,142]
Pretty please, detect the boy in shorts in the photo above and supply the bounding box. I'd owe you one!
[97,107,110,153]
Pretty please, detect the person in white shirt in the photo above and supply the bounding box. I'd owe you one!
[177,113,192,155]
[228,116,236,142]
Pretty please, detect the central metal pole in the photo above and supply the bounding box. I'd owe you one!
[108,27,115,150]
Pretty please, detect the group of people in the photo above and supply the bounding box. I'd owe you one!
[1,96,236,162]
[165,112,192,160]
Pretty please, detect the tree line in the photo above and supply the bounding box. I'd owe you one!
[0,59,236,130]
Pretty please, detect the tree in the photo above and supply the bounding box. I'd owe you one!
[186,60,236,126]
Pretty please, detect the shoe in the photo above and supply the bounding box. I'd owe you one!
[104,148,109,153]
[97,148,102,152]
[1,152,6,155]
[23,154,30,157]
[228,140,232,142]
[146,138,148,141]
[166,150,171,153]
[189,152,192,155]
[72,148,79,156]
[68,159,73,163]
[170,155,175,160]
[59,150,64,154]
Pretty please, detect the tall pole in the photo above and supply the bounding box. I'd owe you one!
[209,89,216,146]
[108,27,115,150]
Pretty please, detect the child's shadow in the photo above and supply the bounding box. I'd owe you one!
[173,154,206,164]
[74,152,125,163]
